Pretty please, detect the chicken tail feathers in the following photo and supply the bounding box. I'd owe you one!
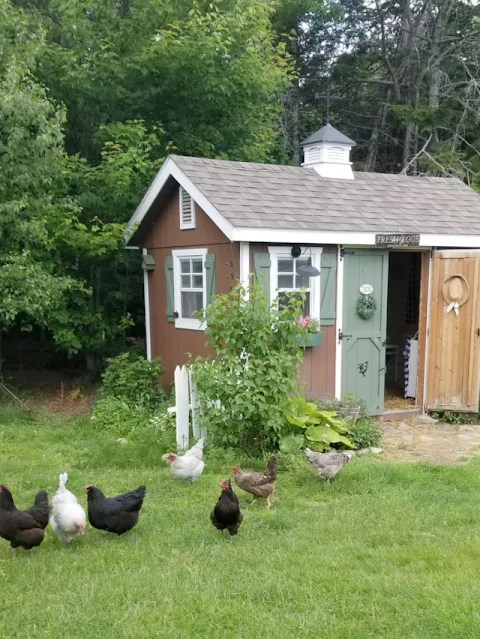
[58,472,68,490]
[266,456,277,480]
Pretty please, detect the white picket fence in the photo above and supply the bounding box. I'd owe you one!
[167,366,206,451]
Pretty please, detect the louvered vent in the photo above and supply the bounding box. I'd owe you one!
[179,187,195,229]
[327,147,345,163]
[305,146,322,164]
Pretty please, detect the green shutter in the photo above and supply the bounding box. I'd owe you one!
[205,253,216,303]
[165,255,175,322]
[253,252,271,294]
[320,252,337,326]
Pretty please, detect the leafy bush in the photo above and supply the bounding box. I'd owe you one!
[99,352,166,411]
[310,394,382,450]
[279,396,355,453]
[90,395,175,440]
[191,280,310,453]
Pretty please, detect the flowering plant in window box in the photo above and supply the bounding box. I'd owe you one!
[296,316,322,348]
[297,316,320,334]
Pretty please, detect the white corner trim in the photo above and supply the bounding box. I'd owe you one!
[172,248,208,331]
[239,242,250,297]
[142,248,152,361]
[334,247,344,399]
[267,246,322,321]
[232,228,480,249]
[126,157,234,242]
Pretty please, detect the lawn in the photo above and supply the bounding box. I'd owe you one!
[1,406,480,638]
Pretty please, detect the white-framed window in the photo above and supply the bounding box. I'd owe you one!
[179,186,195,230]
[268,246,322,321]
[172,248,207,330]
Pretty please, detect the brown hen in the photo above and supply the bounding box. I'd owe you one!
[232,456,277,509]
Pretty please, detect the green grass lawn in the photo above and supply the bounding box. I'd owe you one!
[1,407,480,638]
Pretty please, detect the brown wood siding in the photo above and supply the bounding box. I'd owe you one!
[144,189,229,249]
[142,190,237,390]
[416,251,430,409]
[249,243,337,398]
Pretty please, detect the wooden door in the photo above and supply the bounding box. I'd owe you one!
[341,249,389,415]
[426,250,480,412]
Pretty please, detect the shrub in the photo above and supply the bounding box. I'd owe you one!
[99,352,166,411]
[191,280,310,453]
[309,394,382,450]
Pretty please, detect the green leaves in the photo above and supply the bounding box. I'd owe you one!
[281,395,355,452]
[192,280,306,452]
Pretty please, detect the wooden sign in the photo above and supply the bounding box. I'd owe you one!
[375,233,420,248]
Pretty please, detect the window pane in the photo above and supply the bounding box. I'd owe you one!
[278,274,294,288]
[278,292,289,310]
[192,259,203,273]
[180,259,190,274]
[181,275,191,288]
[278,258,293,273]
[192,274,203,288]
[304,292,311,316]
[181,291,203,318]
[278,291,310,316]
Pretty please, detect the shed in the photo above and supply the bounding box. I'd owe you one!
[127,125,480,415]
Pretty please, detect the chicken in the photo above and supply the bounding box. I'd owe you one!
[0,485,45,551]
[49,472,86,546]
[232,455,277,509]
[210,479,243,543]
[25,490,50,529]
[85,485,146,536]
[304,449,351,482]
[162,438,205,484]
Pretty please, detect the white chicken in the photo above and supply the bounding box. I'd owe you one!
[49,472,86,546]
[162,438,204,484]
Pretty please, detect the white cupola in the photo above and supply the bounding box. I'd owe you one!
[300,123,356,179]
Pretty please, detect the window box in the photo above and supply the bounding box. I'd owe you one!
[297,331,323,348]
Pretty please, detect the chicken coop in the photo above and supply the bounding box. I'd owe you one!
[127,124,480,417]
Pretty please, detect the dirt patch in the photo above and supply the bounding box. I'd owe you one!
[380,419,480,464]
[0,369,98,416]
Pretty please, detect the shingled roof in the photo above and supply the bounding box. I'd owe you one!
[170,155,480,235]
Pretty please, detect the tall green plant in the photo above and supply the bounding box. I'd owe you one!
[191,280,308,452]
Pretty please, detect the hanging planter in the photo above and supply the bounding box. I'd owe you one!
[357,293,377,320]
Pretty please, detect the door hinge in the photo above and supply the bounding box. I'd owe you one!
[340,247,355,259]
[338,330,352,343]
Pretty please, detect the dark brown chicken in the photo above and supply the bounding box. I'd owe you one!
[85,485,146,535]
[0,485,45,551]
[232,455,277,509]
[210,479,243,542]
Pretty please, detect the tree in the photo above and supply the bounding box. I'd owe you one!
[0,2,87,352]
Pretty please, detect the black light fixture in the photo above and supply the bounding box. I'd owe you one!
[291,245,320,278]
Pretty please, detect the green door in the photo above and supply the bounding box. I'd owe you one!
[341,249,389,415]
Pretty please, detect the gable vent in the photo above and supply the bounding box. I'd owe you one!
[179,186,195,230]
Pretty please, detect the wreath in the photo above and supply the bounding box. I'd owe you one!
[357,294,377,320]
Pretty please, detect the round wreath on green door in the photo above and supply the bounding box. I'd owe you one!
[356,294,377,320]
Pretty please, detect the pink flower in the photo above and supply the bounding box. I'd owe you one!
[298,316,308,328]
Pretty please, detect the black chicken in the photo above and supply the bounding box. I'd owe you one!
[25,490,50,529]
[0,485,45,551]
[85,485,146,535]
[210,479,243,543]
